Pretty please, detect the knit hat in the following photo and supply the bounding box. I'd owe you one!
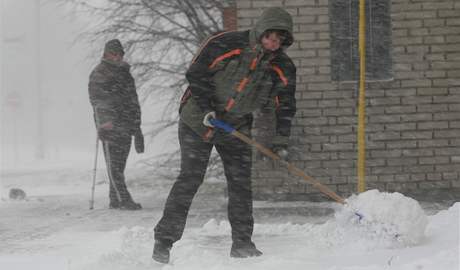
[104,39,125,55]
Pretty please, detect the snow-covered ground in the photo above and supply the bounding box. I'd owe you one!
[0,164,458,270]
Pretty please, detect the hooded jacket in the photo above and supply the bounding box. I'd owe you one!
[180,7,296,145]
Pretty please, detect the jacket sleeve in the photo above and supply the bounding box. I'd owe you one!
[126,72,141,128]
[88,69,117,128]
[271,56,297,146]
[185,34,230,113]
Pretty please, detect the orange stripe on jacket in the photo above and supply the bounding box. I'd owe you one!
[272,65,288,86]
[180,88,192,104]
[225,98,235,111]
[209,49,242,69]
[191,31,235,64]
[250,58,258,70]
[237,77,250,92]
[203,128,214,141]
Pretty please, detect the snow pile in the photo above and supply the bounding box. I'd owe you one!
[336,189,428,246]
[198,190,429,250]
[0,256,69,270]
[74,203,459,270]
[425,202,459,248]
[199,218,313,237]
[83,227,155,270]
[426,202,459,234]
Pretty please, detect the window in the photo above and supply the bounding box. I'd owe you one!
[329,0,393,81]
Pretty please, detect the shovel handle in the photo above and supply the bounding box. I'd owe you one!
[210,119,346,204]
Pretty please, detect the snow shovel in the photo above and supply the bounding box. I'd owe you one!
[209,120,423,240]
[209,119,347,205]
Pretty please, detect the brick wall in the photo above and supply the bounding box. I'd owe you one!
[236,0,460,200]
[223,6,238,31]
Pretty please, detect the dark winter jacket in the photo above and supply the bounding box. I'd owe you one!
[88,59,141,135]
[180,7,296,145]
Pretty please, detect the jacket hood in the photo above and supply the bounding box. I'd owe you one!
[104,39,125,56]
[250,7,294,48]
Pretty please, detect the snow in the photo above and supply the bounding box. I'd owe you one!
[337,190,429,246]
[0,167,458,270]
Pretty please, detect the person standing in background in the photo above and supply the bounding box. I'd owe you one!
[88,39,144,210]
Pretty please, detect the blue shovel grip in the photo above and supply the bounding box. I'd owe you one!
[209,119,235,133]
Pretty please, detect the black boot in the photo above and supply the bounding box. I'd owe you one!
[119,200,142,210]
[230,241,262,258]
[109,201,120,209]
[152,239,172,264]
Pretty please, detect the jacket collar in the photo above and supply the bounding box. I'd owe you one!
[101,58,130,70]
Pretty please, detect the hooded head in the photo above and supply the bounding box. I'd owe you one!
[250,7,294,49]
[103,39,125,56]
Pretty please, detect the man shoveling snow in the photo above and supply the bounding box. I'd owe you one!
[153,7,297,264]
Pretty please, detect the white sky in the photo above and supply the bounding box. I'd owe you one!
[0,0,182,175]
[1,0,101,169]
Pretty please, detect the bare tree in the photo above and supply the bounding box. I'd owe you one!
[66,0,234,178]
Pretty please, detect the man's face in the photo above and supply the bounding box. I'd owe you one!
[261,32,283,51]
[106,52,124,62]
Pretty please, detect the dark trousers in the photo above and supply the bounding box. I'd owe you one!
[155,121,254,244]
[102,134,133,203]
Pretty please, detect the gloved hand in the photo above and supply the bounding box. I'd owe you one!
[134,128,144,154]
[272,145,289,161]
[98,121,114,141]
[203,111,216,127]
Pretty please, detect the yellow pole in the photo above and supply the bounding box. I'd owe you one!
[357,0,366,193]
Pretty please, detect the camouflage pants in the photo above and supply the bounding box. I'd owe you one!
[102,134,133,203]
[155,120,254,244]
